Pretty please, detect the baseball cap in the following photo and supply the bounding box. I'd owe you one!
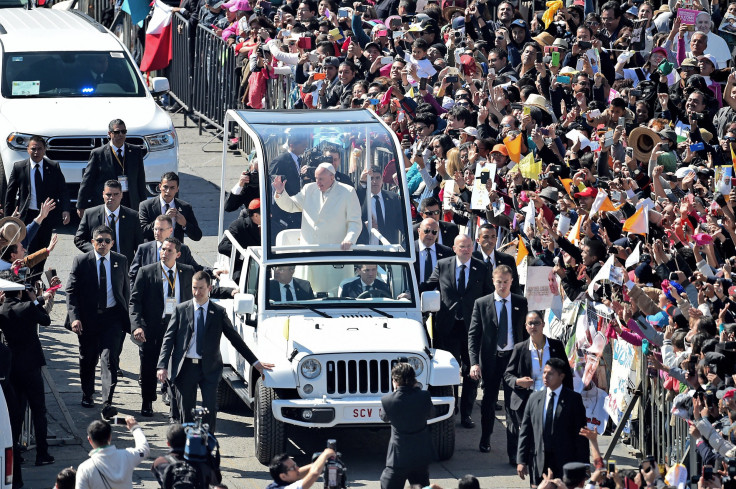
[510,19,527,29]
[680,57,698,69]
[717,387,736,400]
[491,144,508,156]
[574,187,598,199]
[697,53,719,69]
[324,56,340,68]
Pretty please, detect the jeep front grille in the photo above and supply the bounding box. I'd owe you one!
[326,359,395,394]
[45,136,148,161]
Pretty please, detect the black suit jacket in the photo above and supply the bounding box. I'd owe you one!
[157,299,259,381]
[129,240,202,287]
[472,249,523,296]
[5,157,70,224]
[0,296,51,371]
[340,277,391,298]
[268,278,315,301]
[357,188,405,245]
[412,220,459,247]
[503,337,572,411]
[413,240,454,285]
[419,256,491,337]
[517,386,590,482]
[77,143,147,211]
[65,251,130,332]
[268,152,302,228]
[74,204,143,266]
[380,385,434,468]
[224,185,259,213]
[130,262,194,339]
[468,293,529,379]
[139,197,202,242]
[218,215,260,256]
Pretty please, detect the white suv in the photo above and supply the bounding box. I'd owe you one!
[0,8,177,199]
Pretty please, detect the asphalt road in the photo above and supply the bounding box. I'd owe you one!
[16,109,639,489]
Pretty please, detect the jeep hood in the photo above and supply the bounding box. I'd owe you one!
[282,316,428,355]
[0,96,172,135]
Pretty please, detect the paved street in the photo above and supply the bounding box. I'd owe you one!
[16,110,639,489]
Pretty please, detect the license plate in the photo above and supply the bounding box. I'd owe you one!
[346,406,383,421]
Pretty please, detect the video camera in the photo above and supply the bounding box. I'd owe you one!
[312,439,347,489]
[183,407,221,468]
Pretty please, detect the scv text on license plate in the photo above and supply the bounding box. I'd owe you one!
[347,407,383,420]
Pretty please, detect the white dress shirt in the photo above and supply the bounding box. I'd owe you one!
[494,291,514,351]
[29,159,43,211]
[543,384,563,429]
[186,300,209,359]
[104,206,120,253]
[529,338,550,391]
[418,242,437,281]
[455,257,470,287]
[94,250,115,308]
[279,280,297,301]
[479,249,496,269]
[160,263,181,306]
[110,142,125,158]
[160,196,177,230]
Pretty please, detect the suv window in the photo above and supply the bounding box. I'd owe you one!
[245,258,259,322]
[2,51,145,98]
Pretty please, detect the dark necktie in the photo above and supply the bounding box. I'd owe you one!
[195,306,205,356]
[117,148,123,162]
[543,391,556,445]
[108,214,117,252]
[98,257,107,309]
[498,298,509,348]
[284,284,294,301]
[34,164,43,209]
[167,269,175,298]
[424,248,433,282]
[457,264,466,295]
[164,202,170,215]
[373,195,385,229]
[365,284,372,292]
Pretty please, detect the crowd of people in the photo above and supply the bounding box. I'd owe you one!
[164,0,736,485]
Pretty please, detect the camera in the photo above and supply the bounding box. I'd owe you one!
[630,90,642,97]
[243,170,259,188]
[692,112,705,122]
[313,440,347,489]
[577,40,592,50]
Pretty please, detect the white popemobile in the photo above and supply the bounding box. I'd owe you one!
[212,109,459,465]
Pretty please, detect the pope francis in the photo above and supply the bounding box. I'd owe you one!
[273,162,362,250]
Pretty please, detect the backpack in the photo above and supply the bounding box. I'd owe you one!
[161,455,206,489]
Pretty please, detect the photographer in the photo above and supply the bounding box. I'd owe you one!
[267,448,336,489]
[75,417,150,489]
[151,424,220,489]
[0,274,60,467]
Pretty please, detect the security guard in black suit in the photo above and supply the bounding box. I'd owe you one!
[130,237,194,417]
[67,225,130,419]
[379,362,434,489]
[0,278,60,466]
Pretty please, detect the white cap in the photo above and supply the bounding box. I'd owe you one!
[316,162,336,174]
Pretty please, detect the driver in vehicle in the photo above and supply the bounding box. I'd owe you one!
[340,264,391,298]
[268,265,315,302]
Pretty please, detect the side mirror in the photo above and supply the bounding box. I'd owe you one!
[420,290,440,313]
[150,77,170,95]
[234,293,255,315]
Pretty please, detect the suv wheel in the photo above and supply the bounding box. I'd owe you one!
[254,377,285,465]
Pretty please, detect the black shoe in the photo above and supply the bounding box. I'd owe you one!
[140,402,153,417]
[461,416,475,429]
[35,453,55,466]
[509,460,516,466]
[117,369,124,377]
[162,391,170,406]
[495,402,502,411]
[101,403,118,420]
[81,396,94,408]
[479,443,491,453]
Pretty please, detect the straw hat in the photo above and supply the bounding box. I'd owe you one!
[628,126,662,162]
[0,216,26,249]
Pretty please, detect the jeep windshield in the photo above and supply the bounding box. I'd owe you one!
[2,51,146,98]
[241,111,411,260]
[266,262,415,308]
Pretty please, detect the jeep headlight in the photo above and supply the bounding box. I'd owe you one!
[6,133,36,150]
[300,358,321,379]
[407,356,424,376]
[144,130,176,151]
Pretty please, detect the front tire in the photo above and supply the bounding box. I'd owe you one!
[428,386,455,461]
[254,377,285,465]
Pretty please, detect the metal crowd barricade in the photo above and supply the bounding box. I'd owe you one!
[192,23,240,133]
[77,0,108,23]
[168,12,193,114]
[264,71,294,110]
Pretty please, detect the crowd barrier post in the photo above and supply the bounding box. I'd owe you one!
[167,12,194,123]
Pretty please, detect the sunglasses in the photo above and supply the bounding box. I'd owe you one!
[95,238,113,244]
[527,321,542,326]
[422,229,439,235]
[110,129,127,135]
[423,210,441,215]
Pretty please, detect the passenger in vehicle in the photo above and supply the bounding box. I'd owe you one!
[268,265,315,302]
[218,199,261,284]
[268,131,308,239]
[273,162,361,250]
[340,264,391,298]
[357,165,405,246]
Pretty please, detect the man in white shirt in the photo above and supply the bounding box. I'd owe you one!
[468,265,528,456]
[273,163,361,250]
